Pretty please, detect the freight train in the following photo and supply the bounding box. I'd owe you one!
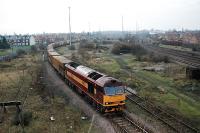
[47,43,126,112]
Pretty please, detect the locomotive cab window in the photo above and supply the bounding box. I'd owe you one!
[88,72,103,80]
[104,86,125,96]
[68,62,79,68]
[88,82,94,94]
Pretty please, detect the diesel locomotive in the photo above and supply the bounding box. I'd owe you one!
[47,43,126,112]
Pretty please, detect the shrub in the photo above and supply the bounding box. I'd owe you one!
[38,44,46,50]
[68,45,75,50]
[111,43,132,54]
[12,111,33,126]
[131,45,147,56]
[0,36,10,49]
[192,45,200,52]
[163,56,170,63]
[111,43,147,56]
[79,43,95,49]
[150,54,170,63]
[16,49,26,56]
[21,111,33,126]
[136,55,142,61]
[30,45,37,53]
[102,40,112,44]
[79,39,97,50]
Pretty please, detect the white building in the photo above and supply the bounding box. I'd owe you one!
[5,35,36,46]
[30,36,36,45]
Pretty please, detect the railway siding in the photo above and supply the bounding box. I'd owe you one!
[126,89,199,133]
[144,45,200,68]
[108,112,150,133]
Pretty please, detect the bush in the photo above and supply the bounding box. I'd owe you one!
[136,55,142,61]
[38,44,46,50]
[12,111,33,126]
[16,49,26,56]
[21,111,33,126]
[79,42,95,49]
[102,40,112,44]
[30,45,37,53]
[163,56,170,63]
[192,45,200,52]
[68,45,75,50]
[150,54,170,63]
[111,43,132,54]
[111,43,147,56]
[0,36,10,49]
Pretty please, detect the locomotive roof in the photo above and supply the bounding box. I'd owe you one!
[53,56,72,64]
[96,76,122,87]
[75,65,95,76]
[66,63,123,87]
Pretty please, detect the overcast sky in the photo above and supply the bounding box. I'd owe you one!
[1,0,200,34]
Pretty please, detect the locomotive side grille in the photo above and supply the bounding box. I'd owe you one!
[67,71,88,88]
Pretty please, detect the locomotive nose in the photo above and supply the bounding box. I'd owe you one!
[103,95,126,106]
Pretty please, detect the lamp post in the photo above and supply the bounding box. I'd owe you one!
[68,6,72,46]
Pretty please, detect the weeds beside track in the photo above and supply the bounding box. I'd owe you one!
[126,89,199,133]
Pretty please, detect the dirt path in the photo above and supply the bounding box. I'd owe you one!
[44,62,116,133]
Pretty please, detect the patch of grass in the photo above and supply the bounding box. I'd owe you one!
[88,53,121,74]
[0,45,31,56]
[159,44,192,52]
[126,100,150,118]
[135,70,200,119]
[0,54,96,133]
[0,49,11,56]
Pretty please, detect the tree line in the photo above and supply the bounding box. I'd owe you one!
[0,36,10,49]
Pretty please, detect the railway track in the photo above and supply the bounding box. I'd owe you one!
[144,45,200,68]
[108,112,149,133]
[126,89,199,133]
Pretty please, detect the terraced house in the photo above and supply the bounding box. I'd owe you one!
[5,35,35,46]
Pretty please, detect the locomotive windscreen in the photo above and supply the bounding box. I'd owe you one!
[104,86,125,96]
[68,62,79,68]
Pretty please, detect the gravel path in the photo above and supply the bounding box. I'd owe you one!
[44,62,116,133]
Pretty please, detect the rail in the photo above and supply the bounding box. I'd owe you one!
[144,45,200,68]
[126,89,199,133]
[108,112,149,133]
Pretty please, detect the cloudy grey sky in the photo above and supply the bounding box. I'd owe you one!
[1,0,200,34]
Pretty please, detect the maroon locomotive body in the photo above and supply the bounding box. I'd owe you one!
[47,43,126,112]
[65,64,126,112]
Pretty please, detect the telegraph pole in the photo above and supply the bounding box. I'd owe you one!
[136,21,138,35]
[68,6,72,46]
[88,22,91,39]
[122,16,124,33]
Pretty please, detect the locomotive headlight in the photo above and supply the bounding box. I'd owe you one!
[105,102,113,105]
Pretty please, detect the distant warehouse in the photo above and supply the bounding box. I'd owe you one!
[5,35,36,46]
